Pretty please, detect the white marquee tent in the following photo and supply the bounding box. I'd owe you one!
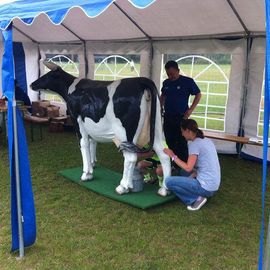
[0,0,269,264]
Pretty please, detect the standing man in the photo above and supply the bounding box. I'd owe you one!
[161,60,201,163]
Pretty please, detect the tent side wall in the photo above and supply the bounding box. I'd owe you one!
[0,36,268,160]
[241,38,268,160]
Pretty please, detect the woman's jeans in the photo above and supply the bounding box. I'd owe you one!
[165,176,215,205]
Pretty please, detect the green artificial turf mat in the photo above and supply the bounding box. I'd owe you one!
[59,166,176,209]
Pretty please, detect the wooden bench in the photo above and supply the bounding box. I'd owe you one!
[24,115,68,140]
[203,130,265,146]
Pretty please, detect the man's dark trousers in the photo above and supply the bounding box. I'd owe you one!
[163,114,188,162]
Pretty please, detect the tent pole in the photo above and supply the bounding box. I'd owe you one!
[149,40,154,80]
[83,41,88,78]
[12,99,24,258]
[238,37,252,141]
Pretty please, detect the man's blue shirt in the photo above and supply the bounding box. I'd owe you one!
[161,75,200,115]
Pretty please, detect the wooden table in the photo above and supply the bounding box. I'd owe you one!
[24,115,50,141]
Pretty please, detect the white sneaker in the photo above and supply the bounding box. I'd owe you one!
[157,187,171,197]
[187,197,207,211]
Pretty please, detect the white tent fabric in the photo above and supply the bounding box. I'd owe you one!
[0,0,267,159]
[5,0,265,42]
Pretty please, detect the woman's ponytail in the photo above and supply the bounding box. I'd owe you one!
[181,119,204,139]
[196,128,204,139]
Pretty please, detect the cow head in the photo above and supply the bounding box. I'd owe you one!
[30,61,76,99]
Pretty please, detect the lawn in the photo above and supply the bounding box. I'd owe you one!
[0,124,269,270]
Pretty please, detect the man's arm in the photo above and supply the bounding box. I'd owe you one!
[184,92,202,119]
[160,93,165,116]
[160,93,165,107]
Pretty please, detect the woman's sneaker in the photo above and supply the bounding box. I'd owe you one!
[187,197,207,211]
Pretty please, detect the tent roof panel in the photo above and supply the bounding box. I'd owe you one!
[63,6,146,41]
[117,0,248,38]
[0,0,266,42]
[13,15,80,42]
[231,0,265,33]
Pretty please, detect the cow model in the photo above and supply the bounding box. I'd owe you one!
[31,61,171,196]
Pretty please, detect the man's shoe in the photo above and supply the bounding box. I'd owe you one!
[187,197,207,211]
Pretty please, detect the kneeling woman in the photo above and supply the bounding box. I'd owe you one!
[163,119,220,211]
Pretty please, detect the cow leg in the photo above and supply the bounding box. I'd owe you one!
[89,138,97,169]
[153,141,171,196]
[115,151,137,195]
[78,118,93,181]
[80,137,93,181]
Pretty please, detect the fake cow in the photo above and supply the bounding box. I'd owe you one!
[31,61,171,196]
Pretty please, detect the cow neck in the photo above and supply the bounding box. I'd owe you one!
[62,75,76,100]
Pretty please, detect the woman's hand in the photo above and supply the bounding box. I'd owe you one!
[163,148,174,158]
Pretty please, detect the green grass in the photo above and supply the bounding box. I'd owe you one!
[0,124,269,269]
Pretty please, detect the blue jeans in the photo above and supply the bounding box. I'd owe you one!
[165,176,215,205]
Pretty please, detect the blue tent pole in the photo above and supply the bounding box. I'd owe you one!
[259,1,270,269]
[12,98,24,258]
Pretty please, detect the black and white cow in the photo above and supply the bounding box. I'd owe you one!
[31,61,171,196]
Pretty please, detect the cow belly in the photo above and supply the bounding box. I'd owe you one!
[81,117,114,142]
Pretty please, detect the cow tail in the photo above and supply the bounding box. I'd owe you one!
[119,78,158,153]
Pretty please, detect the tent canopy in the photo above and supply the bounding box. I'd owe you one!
[0,0,266,43]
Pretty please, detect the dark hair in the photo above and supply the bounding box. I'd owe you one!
[165,60,179,70]
[181,119,204,139]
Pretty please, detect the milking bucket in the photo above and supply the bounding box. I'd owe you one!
[130,166,144,192]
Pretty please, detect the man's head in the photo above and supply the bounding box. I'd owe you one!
[165,61,180,81]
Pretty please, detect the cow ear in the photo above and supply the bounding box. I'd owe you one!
[43,61,61,71]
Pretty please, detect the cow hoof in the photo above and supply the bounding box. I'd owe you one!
[115,185,129,195]
[157,187,170,197]
[81,173,93,181]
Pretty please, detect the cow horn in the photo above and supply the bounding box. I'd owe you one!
[43,61,60,71]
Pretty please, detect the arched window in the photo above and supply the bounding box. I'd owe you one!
[94,55,140,80]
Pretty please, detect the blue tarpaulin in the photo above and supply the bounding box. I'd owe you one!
[258,2,270,269]
[1,25,36,252]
